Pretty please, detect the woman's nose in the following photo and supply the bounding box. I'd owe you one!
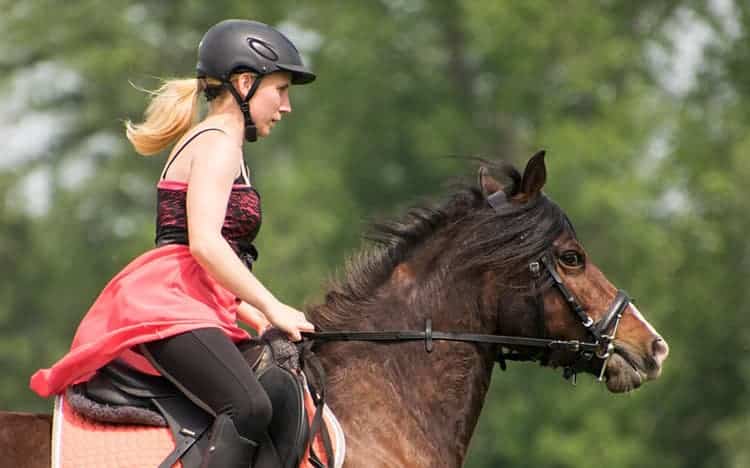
[280,95,292,113]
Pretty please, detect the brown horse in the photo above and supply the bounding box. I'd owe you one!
[0,152,668,467]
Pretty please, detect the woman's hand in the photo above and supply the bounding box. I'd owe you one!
[263,301,315,341]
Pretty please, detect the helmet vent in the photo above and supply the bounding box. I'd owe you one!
[247,38,279,62]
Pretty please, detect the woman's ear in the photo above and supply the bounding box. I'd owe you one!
[234,72,256,97]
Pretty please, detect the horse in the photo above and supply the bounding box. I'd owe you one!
[0,151,669,467]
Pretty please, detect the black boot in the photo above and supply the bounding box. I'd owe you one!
[201,414,258,468]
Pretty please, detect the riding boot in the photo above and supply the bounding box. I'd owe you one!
[201,414,258,468]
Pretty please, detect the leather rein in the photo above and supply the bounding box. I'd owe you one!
[302,191,631,383]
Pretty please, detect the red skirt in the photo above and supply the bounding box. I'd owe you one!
[30,244,250,398]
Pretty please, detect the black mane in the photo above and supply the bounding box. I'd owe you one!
[308,161,574,329]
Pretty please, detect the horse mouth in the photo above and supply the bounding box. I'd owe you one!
[603,345,659,393]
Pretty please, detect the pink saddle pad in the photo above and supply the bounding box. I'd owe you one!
[51,387,345,468]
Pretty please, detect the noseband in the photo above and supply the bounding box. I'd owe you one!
[526,253,631,382]
[302,191,631,384]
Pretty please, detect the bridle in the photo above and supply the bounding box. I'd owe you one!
[525,252,631,382]
[301,190,632,384]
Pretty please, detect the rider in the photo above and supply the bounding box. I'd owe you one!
[30,19,316,467]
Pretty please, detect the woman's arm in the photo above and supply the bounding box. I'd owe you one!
[237,301,271,334]
[184,133,313,340]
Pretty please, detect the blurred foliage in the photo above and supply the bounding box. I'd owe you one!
[1,1,748,467]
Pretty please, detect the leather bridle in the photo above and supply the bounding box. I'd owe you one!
[302,191,632,384]
[527,252,631,382]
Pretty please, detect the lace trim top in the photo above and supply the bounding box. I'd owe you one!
[154,128,262,264]
[155,180,262,256]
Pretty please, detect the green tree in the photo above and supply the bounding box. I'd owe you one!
[2,2,747,467]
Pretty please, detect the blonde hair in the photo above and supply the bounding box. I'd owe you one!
[125,78,206,156]
[125,74,252,156]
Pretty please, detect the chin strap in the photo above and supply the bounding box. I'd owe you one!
[223,75,264,142]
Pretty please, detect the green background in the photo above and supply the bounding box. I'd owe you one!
[2,1,748,467]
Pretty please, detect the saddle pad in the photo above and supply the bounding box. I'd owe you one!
[52,394,182,468]
[52,389,346,468]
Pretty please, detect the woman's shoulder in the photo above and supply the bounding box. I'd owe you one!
[168,126,234,159]
[161,125,242,182]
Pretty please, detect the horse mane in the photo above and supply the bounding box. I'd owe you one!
[308,161,574,330]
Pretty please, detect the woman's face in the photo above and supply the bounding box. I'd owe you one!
[243,72,293,138]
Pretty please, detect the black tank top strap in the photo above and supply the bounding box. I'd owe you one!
[160,128,226,180]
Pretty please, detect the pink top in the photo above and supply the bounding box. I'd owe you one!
[30,179,264,397]
[156,179,262,257]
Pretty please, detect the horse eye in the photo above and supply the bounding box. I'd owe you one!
[560,251,584,267]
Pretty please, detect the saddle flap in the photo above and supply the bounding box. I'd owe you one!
[80,359,180,411]
[151,396,212,468]
[100,359,180,398]
[82,374,155,410]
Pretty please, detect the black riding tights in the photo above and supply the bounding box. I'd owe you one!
[140,327,272,443]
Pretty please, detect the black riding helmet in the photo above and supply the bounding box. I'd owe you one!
[196,19,316,142]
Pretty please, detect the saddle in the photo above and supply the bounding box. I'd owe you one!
[66,330,332,468]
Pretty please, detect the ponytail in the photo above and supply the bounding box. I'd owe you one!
[125,78,203,156]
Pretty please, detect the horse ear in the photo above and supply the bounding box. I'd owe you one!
[478,166,504,197]
[520,150,547,196]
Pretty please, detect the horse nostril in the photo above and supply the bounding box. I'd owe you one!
[652,338,669,363]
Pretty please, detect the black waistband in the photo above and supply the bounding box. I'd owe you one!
[155,228,258,270]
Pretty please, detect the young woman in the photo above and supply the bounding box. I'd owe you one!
[30,19,316,467]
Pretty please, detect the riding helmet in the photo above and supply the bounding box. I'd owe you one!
[196,19,316,141]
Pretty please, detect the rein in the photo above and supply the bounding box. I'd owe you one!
[302,291,629,383]
[302,322,601,354]
[302,190,631,384]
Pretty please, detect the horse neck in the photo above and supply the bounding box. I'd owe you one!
[315,339,497,466]
[312,261,501,466]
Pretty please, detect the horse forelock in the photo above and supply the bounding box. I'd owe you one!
[452,195,574,292]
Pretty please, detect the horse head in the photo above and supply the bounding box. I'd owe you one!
[475,150,669,392]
